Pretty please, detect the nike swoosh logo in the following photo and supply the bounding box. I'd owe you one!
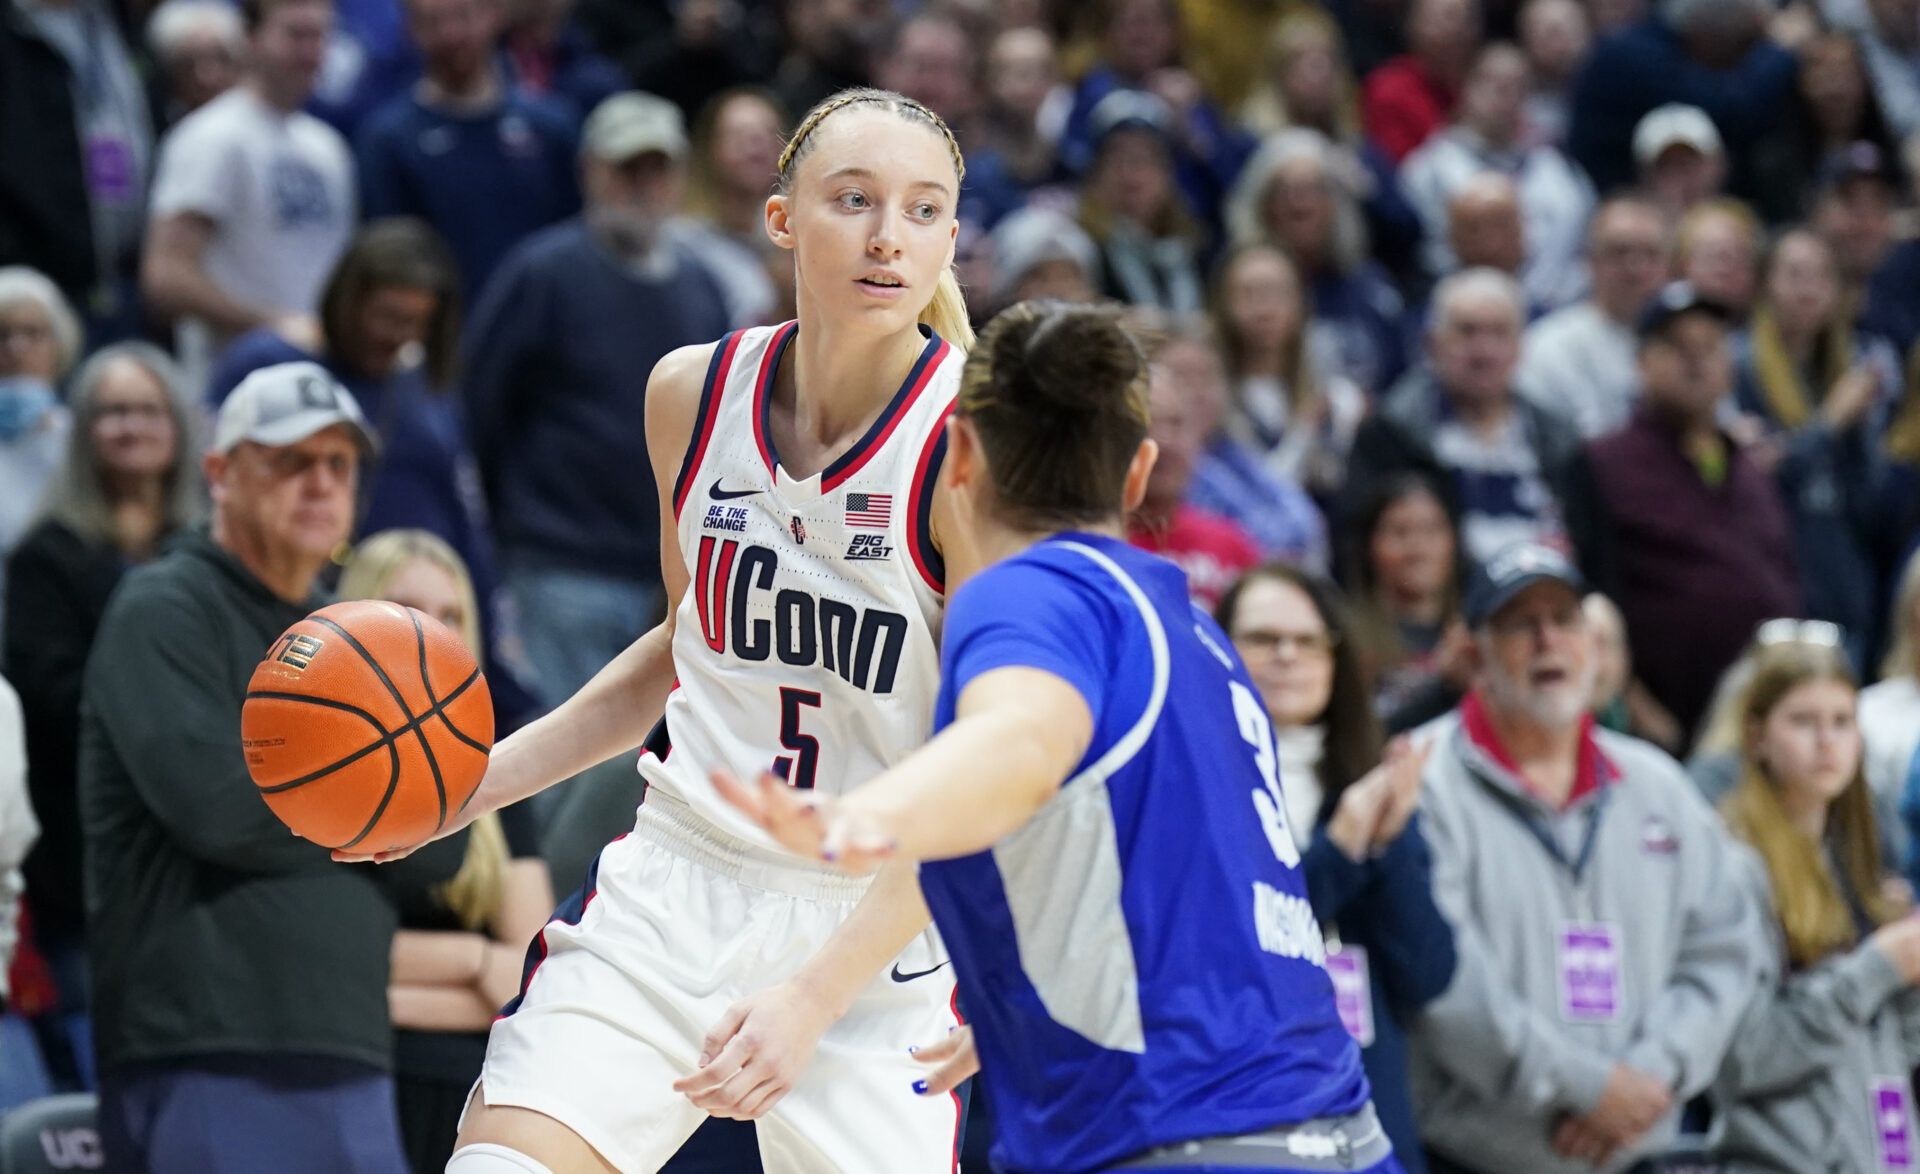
[708,480,758,501]
[890,960,951,983]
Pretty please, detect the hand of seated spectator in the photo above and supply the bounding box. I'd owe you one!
[1570,1063,1672,1150]
[1368,736,1432,850]
[1327,771,1394,863]
[1326,738,1432,861]
[1870,914,1920,984]
[1551,1115,1616,1167]
[1819,365,1881,432]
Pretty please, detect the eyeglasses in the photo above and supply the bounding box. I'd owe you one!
[1754,618,1845,649]
[1232,628,1339,658]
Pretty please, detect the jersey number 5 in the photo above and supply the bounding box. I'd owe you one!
[1229,679,1302,868]
[773,687,823,790]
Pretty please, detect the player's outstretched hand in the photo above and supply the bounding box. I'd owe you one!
[711,769,897,872]
[327,808,475,865]
[909,1024,978,1099]
[672,981,836,1119]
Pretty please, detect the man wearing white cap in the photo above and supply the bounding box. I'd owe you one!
[1631,103,1727,219]
[80,361,469,1173]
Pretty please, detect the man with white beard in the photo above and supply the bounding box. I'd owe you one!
[1401,541,1758,1174]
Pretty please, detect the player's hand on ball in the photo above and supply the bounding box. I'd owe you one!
[910,1024,978,1098]
[711,769,897,872]
[672,981,836,1119]
[328,808,475,865]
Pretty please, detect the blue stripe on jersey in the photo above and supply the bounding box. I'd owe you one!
[917,533,1370,1174]
[497,834,621,1021]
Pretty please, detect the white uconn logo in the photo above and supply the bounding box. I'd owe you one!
[38,1126,102,1169]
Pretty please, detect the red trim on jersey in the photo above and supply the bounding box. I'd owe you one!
[495,833,629,1022]
[751,321,799,478]
[820,335,951,492]
[948,982,965,1173]
[695,537,739,652]
[905,402,954,596]
[671,331,747,520]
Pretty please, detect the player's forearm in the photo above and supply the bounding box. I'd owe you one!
[472,620,677,811]
[789,861,932,1018]
[851,689,1084,862]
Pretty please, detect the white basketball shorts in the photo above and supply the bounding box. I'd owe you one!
[471,787,963,1173]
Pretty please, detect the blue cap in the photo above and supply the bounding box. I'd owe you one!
[1465,542,1588,627]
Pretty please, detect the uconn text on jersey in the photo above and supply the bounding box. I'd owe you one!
[693,535,909,694]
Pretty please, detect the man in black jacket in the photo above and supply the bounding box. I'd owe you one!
[80,362,468,1173]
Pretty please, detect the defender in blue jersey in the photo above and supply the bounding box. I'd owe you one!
[719,302,1396,1174]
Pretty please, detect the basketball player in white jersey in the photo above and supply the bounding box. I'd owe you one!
[341,89,976,1173]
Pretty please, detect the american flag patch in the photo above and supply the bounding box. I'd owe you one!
[845,493,893,529]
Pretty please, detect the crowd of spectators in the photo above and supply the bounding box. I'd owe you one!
[6,0,1920,1166]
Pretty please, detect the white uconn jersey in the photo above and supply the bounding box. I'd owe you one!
[642,321,961,855]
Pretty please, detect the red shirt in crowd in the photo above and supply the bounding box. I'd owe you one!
[1362,56,1458,163]
[1127,504,1263,611]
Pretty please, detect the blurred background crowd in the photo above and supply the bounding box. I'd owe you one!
[6,0,1920,1166]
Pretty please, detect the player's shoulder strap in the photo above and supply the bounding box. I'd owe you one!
[905,381,957,599]
[668,327,756,520]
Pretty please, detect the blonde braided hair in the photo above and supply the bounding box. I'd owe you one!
[778,88,975,349]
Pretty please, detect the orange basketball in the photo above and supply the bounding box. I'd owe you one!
[242,599,493,853]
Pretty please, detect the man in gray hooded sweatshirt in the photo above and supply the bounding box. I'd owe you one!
[1406,541,1758,1174]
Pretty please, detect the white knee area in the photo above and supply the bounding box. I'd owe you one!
[446,1143,557,1174]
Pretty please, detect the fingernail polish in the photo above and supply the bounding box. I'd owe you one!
[911,1080,928,1095]
[907,1045,919,1055]
[823,849,837,862]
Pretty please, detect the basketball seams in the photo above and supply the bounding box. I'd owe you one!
[244,669,485,792]
[313,611,453,838]
[245,602,493,852]
[408,611,451,830]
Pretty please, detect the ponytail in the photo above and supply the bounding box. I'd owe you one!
[922,268,976,350]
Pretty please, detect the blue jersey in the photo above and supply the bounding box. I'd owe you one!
[918,533,1371,1174]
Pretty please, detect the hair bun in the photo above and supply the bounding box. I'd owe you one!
[1005,302,1145,420]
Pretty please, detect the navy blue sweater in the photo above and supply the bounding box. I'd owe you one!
[461,218,731,581]
[355,89,581,299]
[1566,19,1796,197]
[1302,814,1458,1174]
